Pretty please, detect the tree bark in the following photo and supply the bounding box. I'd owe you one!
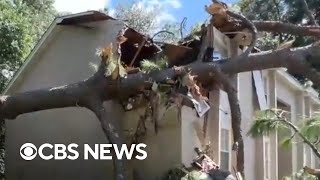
[253,21,320,37]
[88,99,127,180]
[2,46,320,119]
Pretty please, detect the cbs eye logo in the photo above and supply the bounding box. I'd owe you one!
[20,143,37,161]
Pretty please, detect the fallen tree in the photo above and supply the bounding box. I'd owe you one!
[2,0,320,180]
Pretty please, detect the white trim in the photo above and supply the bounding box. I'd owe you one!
[264,137,271,180]
[274,69,320,105]
[2,19,59,94]
[58,11,95,20]
[253,70,268,110]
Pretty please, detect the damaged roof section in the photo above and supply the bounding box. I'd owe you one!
[57,11,163,68]
[120,28,162,67]
[55,10,205,69]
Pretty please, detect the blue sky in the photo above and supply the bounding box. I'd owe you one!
[54,0,238,31]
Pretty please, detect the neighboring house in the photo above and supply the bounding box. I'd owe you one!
[3,11,320,180]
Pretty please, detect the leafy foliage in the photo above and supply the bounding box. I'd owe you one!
[0,1,56,178]
[284,0,320,25]
[140,58,168,73]
[161,168,186,180]
[247,110,288,137]
[249,109,320,178]
[295,169,318,180]
[181,170,212,180]
[0,0,56,92]
[239,0,284,21]
[300,116,320,141]
[280,137,293,149]
[249,109,320,156]
[238,0,320,87]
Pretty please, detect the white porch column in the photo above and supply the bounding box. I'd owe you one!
[304,97,312,167]
[310,103,316,168]
[267,70,278,180]
[294,92,305,177]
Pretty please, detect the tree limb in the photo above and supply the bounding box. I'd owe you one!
[227,10,257,56]
[2,46,320,120]
[253,21,320,37]
[0,39,320,180]
[270,110,320,162]
[281,117,320,159]
[304,166,320,177]
[88,99,128,180]
[226,87,244,174]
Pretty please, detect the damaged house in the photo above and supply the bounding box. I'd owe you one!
[3,10,320,180]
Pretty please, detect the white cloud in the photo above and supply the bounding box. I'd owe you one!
[166,0,182,9]
[156,13,175,23]
[108,8,116,17]
[136,0,182,23]
[140,0,182,9]
[54,0,111,13]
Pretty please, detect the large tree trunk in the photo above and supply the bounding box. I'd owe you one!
[1,12,320,180]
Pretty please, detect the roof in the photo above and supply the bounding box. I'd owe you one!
[57,11,114,25]
[2,11,147,94]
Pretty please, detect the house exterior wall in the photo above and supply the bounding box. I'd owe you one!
[122,107,182,179]
[4,16,320,180]
[4,19,189,180]
[259,69,320,179]
[238,71,256,180]
[5,20,125,180]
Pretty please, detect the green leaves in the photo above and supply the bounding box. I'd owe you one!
[247,118,287,137]
[247,110,288,137]
[140,58,168,73]
[0,0,55,92]
[301,116,320,141]
[280,137,293,149]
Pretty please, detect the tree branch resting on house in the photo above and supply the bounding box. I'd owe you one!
[2,1,320,180]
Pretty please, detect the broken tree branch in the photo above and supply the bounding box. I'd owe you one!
[225,10,256,172]
[130,38,146,67]
[1,24,320,180]
[304,166,320,177]
[2,46,320,120]
[89,99,128,180]
[196,24,210,62]
[180,17,187,40]
[273,111,320,159]
[253,21,320,37]
[227,10,257,56]
[209,65,244,174]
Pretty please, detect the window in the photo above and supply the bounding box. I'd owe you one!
[213,51,222,61]
[220,129,230,170]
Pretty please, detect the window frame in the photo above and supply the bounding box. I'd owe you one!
[220,128,231,171]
